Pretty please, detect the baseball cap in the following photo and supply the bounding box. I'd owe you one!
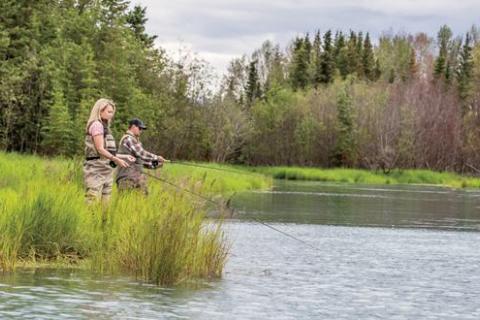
[129,118,147,130]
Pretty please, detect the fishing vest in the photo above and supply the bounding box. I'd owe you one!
[84,121,117,160]
[116,132,144,182]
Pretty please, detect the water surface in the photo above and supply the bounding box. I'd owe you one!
[2,181,480,319]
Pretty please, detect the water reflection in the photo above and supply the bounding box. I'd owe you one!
[232,181,480,230]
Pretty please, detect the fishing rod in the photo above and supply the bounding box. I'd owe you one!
[168,160,262,177]
[144,170,321,251]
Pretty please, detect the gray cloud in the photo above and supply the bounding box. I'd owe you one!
[131,0,480,74]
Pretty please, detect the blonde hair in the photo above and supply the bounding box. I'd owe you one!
[85,98,116,131]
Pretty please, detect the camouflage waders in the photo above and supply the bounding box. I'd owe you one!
[83,121,117,203]
[116,174,148,195]
[116,133,148,195]
[83,160,114,203]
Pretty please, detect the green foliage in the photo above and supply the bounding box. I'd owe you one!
[0,0,173,156]
[376,34,413,82]
[244,87,313,164]
[1,2,479,174]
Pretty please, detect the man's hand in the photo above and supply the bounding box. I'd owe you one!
[152,158,164,168]
[150,156,168,169]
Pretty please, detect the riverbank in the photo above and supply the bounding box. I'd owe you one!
[244,166,480,189]
[158,161,480,189]
[0,152,271,285]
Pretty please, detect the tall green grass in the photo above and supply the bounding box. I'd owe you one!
[89,189,229,284]
[250,166,480,188]
[0,152,269,284]
[0,161,89,271]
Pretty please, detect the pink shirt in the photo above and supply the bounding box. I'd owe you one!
[89,121,104,137]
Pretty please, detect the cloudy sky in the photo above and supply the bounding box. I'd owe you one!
[131,0,480,76]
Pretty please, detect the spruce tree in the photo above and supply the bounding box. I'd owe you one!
[434,25,452,79]
[246,60,261,106]
[312,30,322,87]
[319,30,335,84]
[362,33,375,81]
[333,31,344,60]
[101,0,129,24]
[457,33,474,111]
[346,31,359,76]
[335,32,349,79]
[41,83,75,156]
[126,5,157,48]
[356,32,364,77]
[290,37,309,90]
[303,33,312,65]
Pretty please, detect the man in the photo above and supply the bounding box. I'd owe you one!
[116,118,166,194]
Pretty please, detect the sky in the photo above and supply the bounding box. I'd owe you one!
[131,0,480,76]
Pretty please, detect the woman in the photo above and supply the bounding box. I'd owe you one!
[83,98,134,203]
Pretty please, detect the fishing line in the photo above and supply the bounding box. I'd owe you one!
[169,160,262,177]
[144,170,321,251]
[144,171,224,207]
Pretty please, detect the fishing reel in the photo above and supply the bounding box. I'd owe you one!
[108,149,118,168]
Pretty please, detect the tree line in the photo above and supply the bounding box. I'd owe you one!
[2,1,480,172]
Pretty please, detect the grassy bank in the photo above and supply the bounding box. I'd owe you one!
[248,166,480,189]
[0,152,271,285]
[162,161,270,196]
[156,161,480,189]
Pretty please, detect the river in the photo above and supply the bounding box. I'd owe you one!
[1,181,480,319]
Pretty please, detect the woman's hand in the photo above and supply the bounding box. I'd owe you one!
[116,154,136,163]
[113,156,129,168]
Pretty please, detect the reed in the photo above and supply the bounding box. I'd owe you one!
[89,186,229,285]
